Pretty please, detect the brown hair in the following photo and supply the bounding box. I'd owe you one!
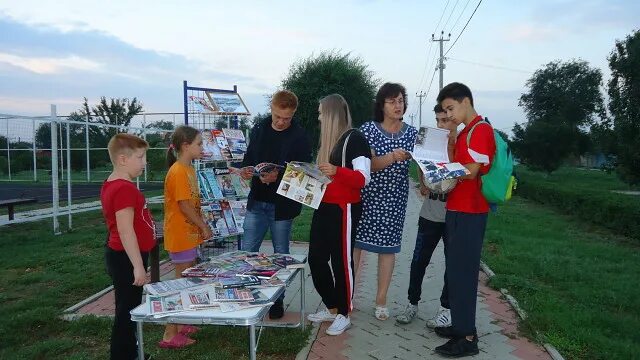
[167,125,200,167]
[271,90,298,110]
[107,133,148,164]
[373,82,408,122]
[316,94,352,164]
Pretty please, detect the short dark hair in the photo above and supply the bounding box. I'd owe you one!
[373,82,408,122]
[433,104,444,113]
[437,82,474,107]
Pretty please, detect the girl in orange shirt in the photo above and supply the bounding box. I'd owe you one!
[160,125,213,348]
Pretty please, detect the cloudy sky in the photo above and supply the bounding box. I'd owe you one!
[0,0,637,134]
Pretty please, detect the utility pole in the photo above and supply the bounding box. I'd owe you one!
[432,31,451,90]
[416,91,427,128]
[409,114,416,126]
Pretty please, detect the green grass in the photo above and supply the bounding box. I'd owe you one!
[0,207,311,360]
[483,196,640,360]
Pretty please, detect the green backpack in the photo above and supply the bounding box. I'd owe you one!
[466,120,516,203]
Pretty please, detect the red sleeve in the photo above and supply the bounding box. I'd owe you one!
[332,166,366,189]
[112,183,137,212]
[457,123,495,167]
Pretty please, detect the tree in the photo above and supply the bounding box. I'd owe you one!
[281,51,378,151]
[511,119,574,174]
[608,30,640,185]
[514,59,606,173]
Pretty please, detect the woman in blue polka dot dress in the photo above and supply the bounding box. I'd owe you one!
[354,83,417,320]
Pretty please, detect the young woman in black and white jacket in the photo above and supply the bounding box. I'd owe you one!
[307,94,371,335]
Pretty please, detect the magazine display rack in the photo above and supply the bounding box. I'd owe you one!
[183,81,251,255]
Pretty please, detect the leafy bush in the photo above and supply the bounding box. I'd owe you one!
[516,168,640,241]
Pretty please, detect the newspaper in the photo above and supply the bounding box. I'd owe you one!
[144,277,216,295]
[276,161,331,209]
[412,126,470,183]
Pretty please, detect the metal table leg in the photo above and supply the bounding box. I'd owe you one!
[300,268,305,330]
[136,322,144,360]
[249,324,256,360]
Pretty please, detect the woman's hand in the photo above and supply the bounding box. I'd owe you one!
[318,163,337,176]
[391,148,411,162]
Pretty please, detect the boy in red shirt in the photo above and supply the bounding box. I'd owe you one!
[101,133,156,360]
[433,83,496,357]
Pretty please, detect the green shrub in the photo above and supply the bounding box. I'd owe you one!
[516,171,640,241]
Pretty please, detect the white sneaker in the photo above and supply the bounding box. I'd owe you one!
[395,303,418,324]
[326,314,351,335]
[426,306,451,328]
[307,309,337,323]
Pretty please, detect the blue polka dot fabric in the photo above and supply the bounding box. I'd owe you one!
[355,121,417,254]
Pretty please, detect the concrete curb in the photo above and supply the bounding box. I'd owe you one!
[479,260,565,360]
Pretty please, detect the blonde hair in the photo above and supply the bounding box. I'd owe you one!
[271,90,298,110]
[316,94,352,164]
[107,133,148,164]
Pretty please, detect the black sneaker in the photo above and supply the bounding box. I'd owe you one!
[434,326,456,338]
[435,335,479,358]
[268,298,284,319]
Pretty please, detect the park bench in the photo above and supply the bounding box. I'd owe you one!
[0,198,38,221]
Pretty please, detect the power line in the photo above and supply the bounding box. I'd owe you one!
[442,0,461,31]
[448,57,532,74]
[433,0,451,34]
[448,0,472,34]
[444,0,483,57]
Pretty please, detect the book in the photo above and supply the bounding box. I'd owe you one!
[230,174,251,197]
[412,126,470,184]
[269,254,306,269]
[219,200,238,235]
[213,129,233,160]
[202,202,229,238]
[229,200,247,233]
[214,275,261,289]
[188,95,215,113]
[276,161,332,209]
[199,169,224,200]
[214,167,237,197]
[144,277,216,295]
[223,128,248,159]
[210,287,255,302]
[201,130,224,160]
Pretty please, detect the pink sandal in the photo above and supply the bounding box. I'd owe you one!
[179,325,201,336]
[158,333,196,349]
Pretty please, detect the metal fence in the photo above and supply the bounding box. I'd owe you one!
[0,106,176,233]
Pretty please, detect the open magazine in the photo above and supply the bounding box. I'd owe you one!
[144,277,216,295]
[412,126,470,183]
[276,162,331,209]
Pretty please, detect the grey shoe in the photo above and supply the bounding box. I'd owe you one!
[395,303,418,324]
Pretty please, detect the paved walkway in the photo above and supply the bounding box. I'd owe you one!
[65,187,552,359]
[302,187,552,360]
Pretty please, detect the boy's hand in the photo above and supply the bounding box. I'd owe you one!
[318,163,337,176]
[132,266,147,286]
[420,183,429,196]
[259,169,279,184]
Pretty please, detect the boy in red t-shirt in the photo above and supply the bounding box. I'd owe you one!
[433,83,496,358]
[100,133,156,360]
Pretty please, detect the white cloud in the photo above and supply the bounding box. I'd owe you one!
[0,52,101,74]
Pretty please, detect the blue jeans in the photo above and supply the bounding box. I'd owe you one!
[241,200,293,254]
